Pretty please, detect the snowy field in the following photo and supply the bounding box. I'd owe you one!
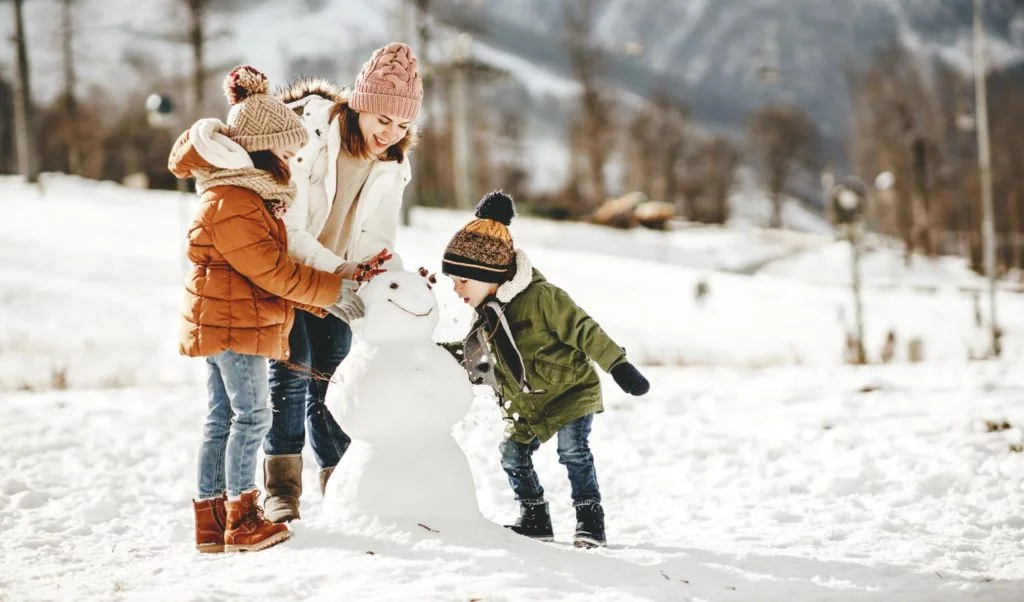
[1,176,1023,601]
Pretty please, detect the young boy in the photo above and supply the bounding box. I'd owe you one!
[441,191,650,548]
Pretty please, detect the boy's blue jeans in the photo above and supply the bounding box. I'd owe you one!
[499,414,601,507]
[197,350,273,499]
[264,310,352,469]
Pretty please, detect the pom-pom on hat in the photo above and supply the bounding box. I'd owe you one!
[222,65,308,153]
[442,191,517,284]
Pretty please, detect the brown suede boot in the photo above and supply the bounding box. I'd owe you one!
[193,495,227,554]
[318,465,335,497]
[224,490,291,553]
[263,454,302,523]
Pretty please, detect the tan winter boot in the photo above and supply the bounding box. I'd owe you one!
[319,465,335,497]
[263,454,302,523]
[193,495,227,553]
[224,490,291,553]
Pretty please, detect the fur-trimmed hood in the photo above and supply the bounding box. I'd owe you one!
[496,250,534,304]
[277,76,346,106]
[276,76,418,162]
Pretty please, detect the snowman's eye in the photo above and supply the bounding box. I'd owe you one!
[389,282,399,289]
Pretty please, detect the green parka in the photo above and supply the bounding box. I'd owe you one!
[446,251,626,443]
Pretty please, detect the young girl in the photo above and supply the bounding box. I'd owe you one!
[440,191,650,548]
[168,65,366,553]
[260,43,423,523]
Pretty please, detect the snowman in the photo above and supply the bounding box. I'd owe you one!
[323,267,482,532]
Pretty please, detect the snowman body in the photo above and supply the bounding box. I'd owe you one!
[324,269,481,530]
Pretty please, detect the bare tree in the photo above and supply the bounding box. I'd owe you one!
[563,0,613,208]
[59,0,82,174]
[626,90,688,202]
[659,93,688,207]
[680,136,740,224]
[747,102,819,228]
[988,73,1024,274]
[0,70,15,174]
[11,0,40,183]
[627,106,658,199]
[848,43,947,260]
[495,108,529,202]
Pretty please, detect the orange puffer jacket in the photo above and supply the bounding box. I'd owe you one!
[169,127,342,360]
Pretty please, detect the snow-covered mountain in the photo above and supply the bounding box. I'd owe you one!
[2,0,1021,192]
[426,0,1024,151]
[5,0,1020,128]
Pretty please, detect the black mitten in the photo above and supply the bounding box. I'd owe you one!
[611,362,650,396]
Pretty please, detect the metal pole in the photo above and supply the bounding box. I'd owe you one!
[973,0,999,356]
[850,223,866,364]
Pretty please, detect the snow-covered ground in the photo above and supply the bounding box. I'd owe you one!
[1,176,1023,601]
[4,175,1020,391]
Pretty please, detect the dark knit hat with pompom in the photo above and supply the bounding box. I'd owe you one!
[223,65,308,153]
[442,191,517,283]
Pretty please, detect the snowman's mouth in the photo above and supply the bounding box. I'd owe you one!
[387,299,433,318]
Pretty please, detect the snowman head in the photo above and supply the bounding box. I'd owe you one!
[356,268,440,345]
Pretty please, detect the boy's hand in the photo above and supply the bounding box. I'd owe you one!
[611,362,650,396]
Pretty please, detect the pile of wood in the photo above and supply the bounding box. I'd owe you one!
[590,192,676,230]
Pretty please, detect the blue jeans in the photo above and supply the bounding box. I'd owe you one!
[264,310,352,468]
[198,350,273,499]
[499,414,600,507]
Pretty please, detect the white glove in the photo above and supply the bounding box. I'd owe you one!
[328,280,365,323]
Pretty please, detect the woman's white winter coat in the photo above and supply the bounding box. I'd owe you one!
[282,86,414,272]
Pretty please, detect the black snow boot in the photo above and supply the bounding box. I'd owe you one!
[573,502,607,548]
[505,501,554,541]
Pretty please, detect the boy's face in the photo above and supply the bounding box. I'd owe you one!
[453,277,499,308]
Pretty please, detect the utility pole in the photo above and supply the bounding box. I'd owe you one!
[186,0,206,120]
[11,0,40,184]
[449,34,473,211]
[973,0,999,357]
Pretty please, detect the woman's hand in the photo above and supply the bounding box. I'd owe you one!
[353,249,393,283]
[333,261,360,280]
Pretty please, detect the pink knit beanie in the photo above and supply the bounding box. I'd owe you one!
[349,43,423,122]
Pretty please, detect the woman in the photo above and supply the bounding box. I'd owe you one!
[261,42,423,523]
[169,65,366,553]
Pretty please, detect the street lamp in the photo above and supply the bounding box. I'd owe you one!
[831,176,869,364]
[145,93,176,128]
[145,93,187,194]
[874,171,895,192]
[145,93,190,278]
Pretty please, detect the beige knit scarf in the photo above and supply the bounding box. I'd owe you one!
[193,167,296,219]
